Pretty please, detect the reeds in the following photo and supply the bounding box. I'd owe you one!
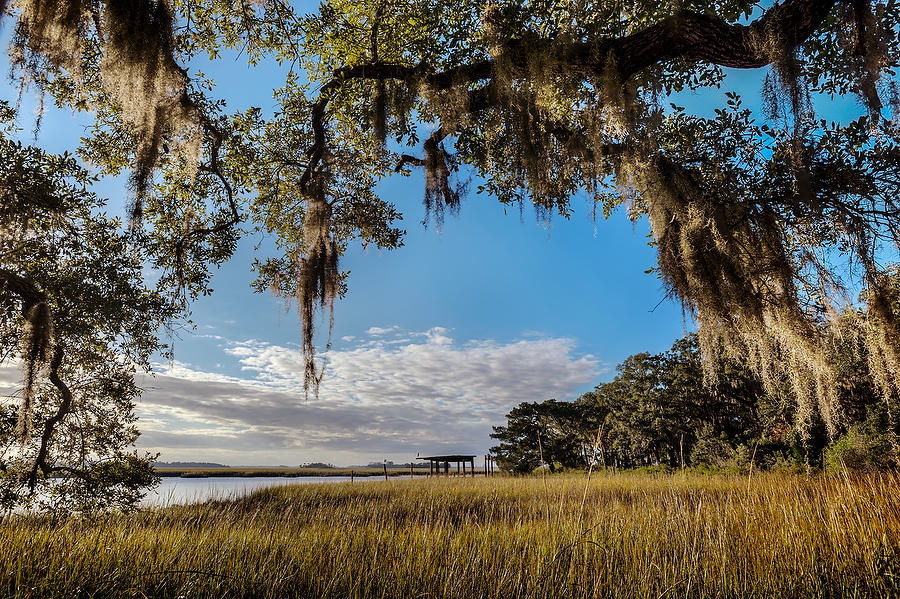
[2,472,899,597]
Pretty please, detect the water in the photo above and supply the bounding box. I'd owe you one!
[142,476,363,507]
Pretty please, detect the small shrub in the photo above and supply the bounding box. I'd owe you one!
[824,424,896,472]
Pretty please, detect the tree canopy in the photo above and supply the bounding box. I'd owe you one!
[492,333,899,473]
[490,399,591,473]
[2,0,900,505]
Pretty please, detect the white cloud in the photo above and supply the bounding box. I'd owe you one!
[0,365,19,393]
[1,330,603,466]
[366,325,399,336]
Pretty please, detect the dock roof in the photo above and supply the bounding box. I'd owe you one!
[418,454,477,461]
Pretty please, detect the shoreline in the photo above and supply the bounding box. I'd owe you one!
[154,467,446,478]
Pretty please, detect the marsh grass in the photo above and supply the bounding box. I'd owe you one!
[2,472,899,598]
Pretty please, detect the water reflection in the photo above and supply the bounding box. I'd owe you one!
[143,476,366,507]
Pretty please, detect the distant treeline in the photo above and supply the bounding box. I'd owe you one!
[153,461,229,469]
[490,334,899,473]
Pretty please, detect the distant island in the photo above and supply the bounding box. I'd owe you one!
[152,460,420,470]
[153,461,230,469]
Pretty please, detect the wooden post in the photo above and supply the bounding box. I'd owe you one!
[351,470,354,483]
[429,460,433,476]
[383,460,388,481]
[462,461,466,476]
[410,462,414,479]
[444,461,449,475]
[471,457,475,477]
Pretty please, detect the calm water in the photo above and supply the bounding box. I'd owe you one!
[142,476,366,507]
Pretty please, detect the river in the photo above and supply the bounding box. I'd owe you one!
[142,476,367,507]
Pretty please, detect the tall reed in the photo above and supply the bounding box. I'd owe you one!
[1,472,898,597]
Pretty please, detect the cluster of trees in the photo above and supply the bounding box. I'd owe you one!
[491,330,900,473]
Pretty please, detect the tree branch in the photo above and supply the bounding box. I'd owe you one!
[174,132,241,258]
[610,0,839,75]
[300,0,841,192]
[0,269,46,314]
[28,344,74,491]
[0,270,76,492]
[395,154,425,171]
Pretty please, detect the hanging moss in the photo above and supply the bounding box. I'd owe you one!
[851,0,890,122]
[423,136,460,229]
[10,0,86,79]
[100,0,200,216]
[295,175,340,397]
[618,150,843,438]
[9,0,201,220]
[373,79,387,149]
[862,271,900,398]
[17,301,53,442]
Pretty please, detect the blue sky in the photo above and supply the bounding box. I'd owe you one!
[0,8,867,466]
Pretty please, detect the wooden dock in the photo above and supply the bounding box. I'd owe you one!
[418,454,496,476]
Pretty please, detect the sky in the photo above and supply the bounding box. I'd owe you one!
[0,6,867,466]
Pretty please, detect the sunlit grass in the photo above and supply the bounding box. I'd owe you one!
[2,472,899,597]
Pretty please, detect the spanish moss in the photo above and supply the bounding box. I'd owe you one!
[423,135,459,229]
[8,0,201,221]
[17,300,52,442]
[297,176,340,398]
[619,150,842,438]
[100,0,200,216]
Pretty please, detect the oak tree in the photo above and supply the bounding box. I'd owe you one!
[490,399,586,473]
[0,108,173,511]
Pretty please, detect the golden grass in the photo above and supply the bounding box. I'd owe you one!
[2,472,899,597]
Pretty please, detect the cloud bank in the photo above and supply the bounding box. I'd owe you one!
[3,328,602,465]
